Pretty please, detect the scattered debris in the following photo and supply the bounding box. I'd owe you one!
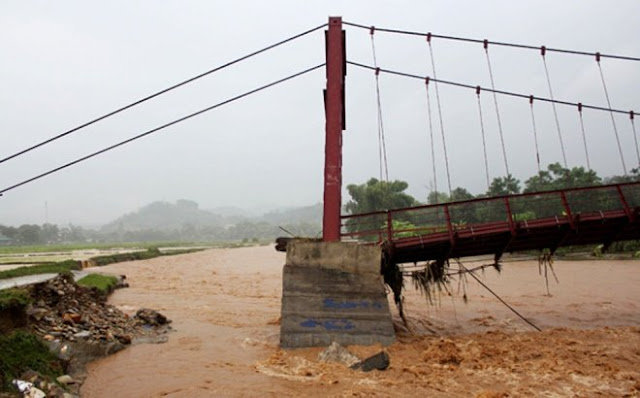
[350,351,390,372]
[275,237,291,252]
[318,342,360,367]
[134,308,170,327]
[13,369,75,398]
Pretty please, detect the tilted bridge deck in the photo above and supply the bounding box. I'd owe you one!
[341,182,640,264]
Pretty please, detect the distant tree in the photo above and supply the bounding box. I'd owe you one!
[524,163,601,193]
[345,178,417,215]
[17,224,42,245]
[0,225,18,241]
[427,191,449,205]
[344,178,418,238]
[450,187,475,202]
[41,223,60,244]
[486,174,521,197]
[60,224,86,243]
[427,187,473,205]
[603,166,640,184]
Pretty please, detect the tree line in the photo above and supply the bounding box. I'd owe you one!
[344,163,640,240]
[347,162,639,215]
[0,221,321,246]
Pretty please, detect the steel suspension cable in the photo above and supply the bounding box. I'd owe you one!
[475,86,491,189]
[455,259,541,332]
[427,34,452,196]
[346,61,634,115]
[370,28,389,182]
[425,79,439,202]
[0,23,328,166]
[343,21,640,62]
[0,64,325,196]
[577,103,592,170]
[529,96,542,173]
[596,54,627,174]
[541,47,568,168]
[631,111,640,167]
[484,41,510,177]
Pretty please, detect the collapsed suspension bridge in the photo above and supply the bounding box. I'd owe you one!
[0,17,638,265]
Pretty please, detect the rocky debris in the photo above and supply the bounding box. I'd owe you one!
[318,342,360,367]
[350,351,390,372]
[114,274,129,289]
[318,342,391,372]
[14,370,77,398]
[8,274,173,395]
[135,308,170,327]
[275,237,292,252]
[26,274,171,347]
[55,375,74,386]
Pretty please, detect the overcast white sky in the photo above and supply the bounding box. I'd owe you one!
[1,1,639,226]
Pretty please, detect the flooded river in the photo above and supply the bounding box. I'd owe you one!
[81,247,640,397]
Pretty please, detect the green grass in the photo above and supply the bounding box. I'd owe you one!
[0,240,267,258]
[0,288,31,311]
[90,247,204,266]
[0,260,80,280]
[161,248,207,256]
[76,274,118,294]
[0,241,208,255]
[0,331,65,392]
[0,247,206,280]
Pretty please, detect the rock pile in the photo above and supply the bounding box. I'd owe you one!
[13,370,78,398]
[26,274,171,347]
[3,274,171,397]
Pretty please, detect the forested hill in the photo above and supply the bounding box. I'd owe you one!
[101,199,223,232]
[92,199,322,242]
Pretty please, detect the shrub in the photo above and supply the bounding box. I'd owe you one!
[0,331,64,391]
[0,288,31,311]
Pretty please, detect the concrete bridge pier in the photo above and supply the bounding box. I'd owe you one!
[280,240,395,348]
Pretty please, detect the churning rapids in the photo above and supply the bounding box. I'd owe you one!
[81,246,640,397]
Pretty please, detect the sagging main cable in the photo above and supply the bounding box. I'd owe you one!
[343,21,640,62]
[0,23,328,166]
[0,64,325,196]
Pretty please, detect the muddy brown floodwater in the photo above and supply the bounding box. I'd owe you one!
[81,246,640,397]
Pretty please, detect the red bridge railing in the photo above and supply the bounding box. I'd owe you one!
[340,182,640,253]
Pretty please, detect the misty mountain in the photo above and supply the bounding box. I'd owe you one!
[100,200,322,236]
[260,203,322,225]
[101,199,224,232]
[207,206,253,218]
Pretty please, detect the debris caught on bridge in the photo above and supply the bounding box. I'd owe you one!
[538,250,559,295]
[383,253,544,332]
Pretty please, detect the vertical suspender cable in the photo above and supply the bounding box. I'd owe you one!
[541,47,568,168]
[476,86,491,190]
[425,78,439,202]
[427,33,452,196]
[596,53,627,175]
[631,111,640,167]
[370,27,389,182]
[529,95,542,173]
[484,40,510,177]
[577,103,592,170]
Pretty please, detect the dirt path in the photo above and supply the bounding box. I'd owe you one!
[81,247,640,397]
